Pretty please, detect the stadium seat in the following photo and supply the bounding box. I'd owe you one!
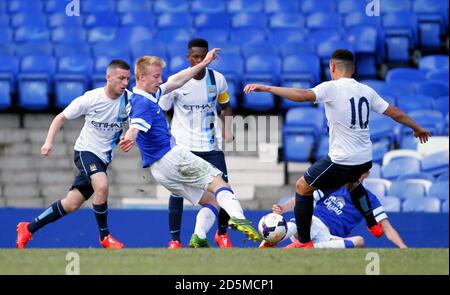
[14,25,50,43]
[0,79,11,110]
[382,12,418,62]
[403,110,445,136]
[190,0,227,13]
[8,0,43,13]
[153,0,189,13]
[389,179,432,199]
[0,53,18,89]
[155,28,192,43]
[386,68,427,83]
[433,96,449,117]
[369,162,382,179]
[131,40,167,61]
[231,12,268,29]
[226,81,238,110]
[370,113,398,145]
[51,27,87,44]
[397,172,436,182]
[419,55,449,73]
[427,69,449,83]
[307,12,342,30]
[81,0,115,13]
[157,13,193,28]
[280,81,315,109]
[301,0,335,13]
[53,43,91,58]
[242,90,275,112]
[372,139,391,164]
[363,178,392,197]
[417,136,449,157]
[382,158,422,180]
[241,40,279,58]
[194,13,230,29]
[413,0,449,49]
[402,196,441,213]
[308,29,342,46]
[380,0,412,14]
[18,80,50,110]
[443,199,449,213]
[282,133,315,162]
[283,108,325,141]
[87,27,117,44]
[227,0,264,13]
[314,134,329,160]
[230,27,267,44]
[421,150,449,176]
[269,28,309,44]
[116,0,152,13]
[265,0,301,13]
[244,54,281,84]
[11,12,47,28]
[209,52,244,85]
[382,149,423,167]
[84,12,119,28]
[194,28,230,44]
[378,196,401,212]
[397,94,434,113]
[337,0,368,14]
[120,12,156,27]
[415,81,449,98]
[269,13,305,28]
[45,0,71,14]
[316,39,354,79]
[14,41,53,57]
[379,81,417,98]
[48,12,84,28]
[436,171,449,182]
[400,136,419,150]
[428,181,449,200]
[168,55,189,76]
[281,53,321,86]
[279,40,315,57]
[344,12,382,28]
[361,80,385,93]
[113,26,154,47]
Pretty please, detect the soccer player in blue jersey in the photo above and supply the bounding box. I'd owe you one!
[16,60,131,249]
[159,38,234,249]
[119,50,261,243]
[260,173,407,249]
[244,49,429,248]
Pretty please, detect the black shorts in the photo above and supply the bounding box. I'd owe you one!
[70,150,108,200]
[192,150,229,183]
[304,156,372,196]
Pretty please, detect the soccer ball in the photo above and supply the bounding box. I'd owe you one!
[258,213,288,243]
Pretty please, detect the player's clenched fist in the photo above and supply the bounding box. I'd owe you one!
[272,204,284,214]
[119,137,134,152]
[41,142,52,156]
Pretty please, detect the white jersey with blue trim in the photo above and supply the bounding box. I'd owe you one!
[63,87,131,164]
[159,68,228,152]
[312,78,390,165]
[313,187,387,237]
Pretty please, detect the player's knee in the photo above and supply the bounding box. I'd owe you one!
[295,177,312,195]
[95,183,109,198]
[62,197,83,212]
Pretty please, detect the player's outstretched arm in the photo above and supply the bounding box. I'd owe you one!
[380,219,408,248]
[119,127,139,152]
[41,112,66,156]
[383,104,430,144]
[272,197,296,214]
[243,84,316,103]
[164,48,221,94]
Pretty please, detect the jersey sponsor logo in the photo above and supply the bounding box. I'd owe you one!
[90,121,125,131]
[183,102,215,112]
[323,195,346,215]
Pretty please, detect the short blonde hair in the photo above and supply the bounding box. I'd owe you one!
[135,56,166,81]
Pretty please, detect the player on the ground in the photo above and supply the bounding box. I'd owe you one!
[244,49,430,248]
[16,60,131,249]
[260,172,407,249]
[119,51,261,243]
[159,38,234,248]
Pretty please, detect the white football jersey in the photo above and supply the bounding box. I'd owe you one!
[159,68,229,152]
[63,87,131,164]
[312,78,389,165]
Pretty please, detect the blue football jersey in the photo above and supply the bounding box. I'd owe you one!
[128,86,175,168]
[314,187,387,237]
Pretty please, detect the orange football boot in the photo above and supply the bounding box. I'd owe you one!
[168,240,182,249]
[214,231,233,248]
[16,222,32,249]
[100,234,125,249]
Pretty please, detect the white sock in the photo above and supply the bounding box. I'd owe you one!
[215,188,245,219]
[282,221,298,242]
[314,239,347,249]
[194,206,216,239]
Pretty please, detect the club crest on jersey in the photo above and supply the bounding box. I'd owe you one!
[89,164,97,172]
[208,86,217,96]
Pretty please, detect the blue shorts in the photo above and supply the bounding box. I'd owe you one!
[192,150,229,183]
[304,156,372,196]
[70,150,108,200]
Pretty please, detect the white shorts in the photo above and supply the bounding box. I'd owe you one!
[150,145,222,205]
[290,216,340,243]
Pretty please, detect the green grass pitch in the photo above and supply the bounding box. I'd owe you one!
[0,248,448,275]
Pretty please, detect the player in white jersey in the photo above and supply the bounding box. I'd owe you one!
[244,49,430,248]
[119,51,261,243]
[16,60,131,249]
[159,38,234,249]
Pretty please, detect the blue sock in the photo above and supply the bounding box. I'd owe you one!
[93,202,109,240]
[344,240,355,248]
[294,192,314,243]
[28,200,67,234]
[168,195,183,242]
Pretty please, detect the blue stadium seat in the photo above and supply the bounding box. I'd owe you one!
[241,40,278,58]
[92,42,130,61]
[231,12,268,28]
[419,55,449,73]
[382,149,423,167]
[281,53,321,86]
[344,12,382,28]
[265,0,300,13]
[403,196,441,213]
[209,52,243,84]
[0,79,11,110]
[244,53,281,84]
[116,0,152,13]
[131,40,167,61]
[113,26,153,47]
[379,81,417,98]
[314,134,329,159]
[306,12,342,30]
[397,172,436,182]
[361,80,385,94]
[84,12,119,28]
[153,0,189,13]
[168,55,189,76]
[307,29,342,45]
[194,13,230,29]
[87,27,117,44]
[370,113,398,145]
[415,81,449,98]
[81,0,115,13]
[55,54,93,108]
[283,133,315,162]
[207,40,240,54]
[363,178,392,197]
[279,40,315,57]
[53,43,91,58]
[18,79,49,110]
[8,0,43,13]
[372,139,391,164]
[433,96,449,116]
[337,0,368,14]
[227,0,264,13]
[284,108,325,141]
[386,68,427,83]
[194,28,229,43]
[413,0,448,49]
[443,199,449,213]
[369,162,382,179]
[421,150,449,176]
[378,196,401,212]
[157,13,193,28]
[11,12,47,28]
[389,179,431,199]
[242,90,275,112]
[382,12,418,62]
[317,40,354,79]
[120,12,156,27]
[0,53,18,89]
[382,158,422,180]
[155,28,192,43]
[225,81,238,110]
[428,181,449,200]
[301,0,335,13]
[436,170,449,182]
[403,110,445,135]
[280,81,315,109]
[48,12,84,28]
[427,70,449,83]
[269,28,309,44]
[51,27,86,44]
[191,0,227,13]
[397,94,434,113]
[269,12,305,29]
[400,135,419,150]
[92,54,132,88]
[14,25,50,43]
[380,0,412,14]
